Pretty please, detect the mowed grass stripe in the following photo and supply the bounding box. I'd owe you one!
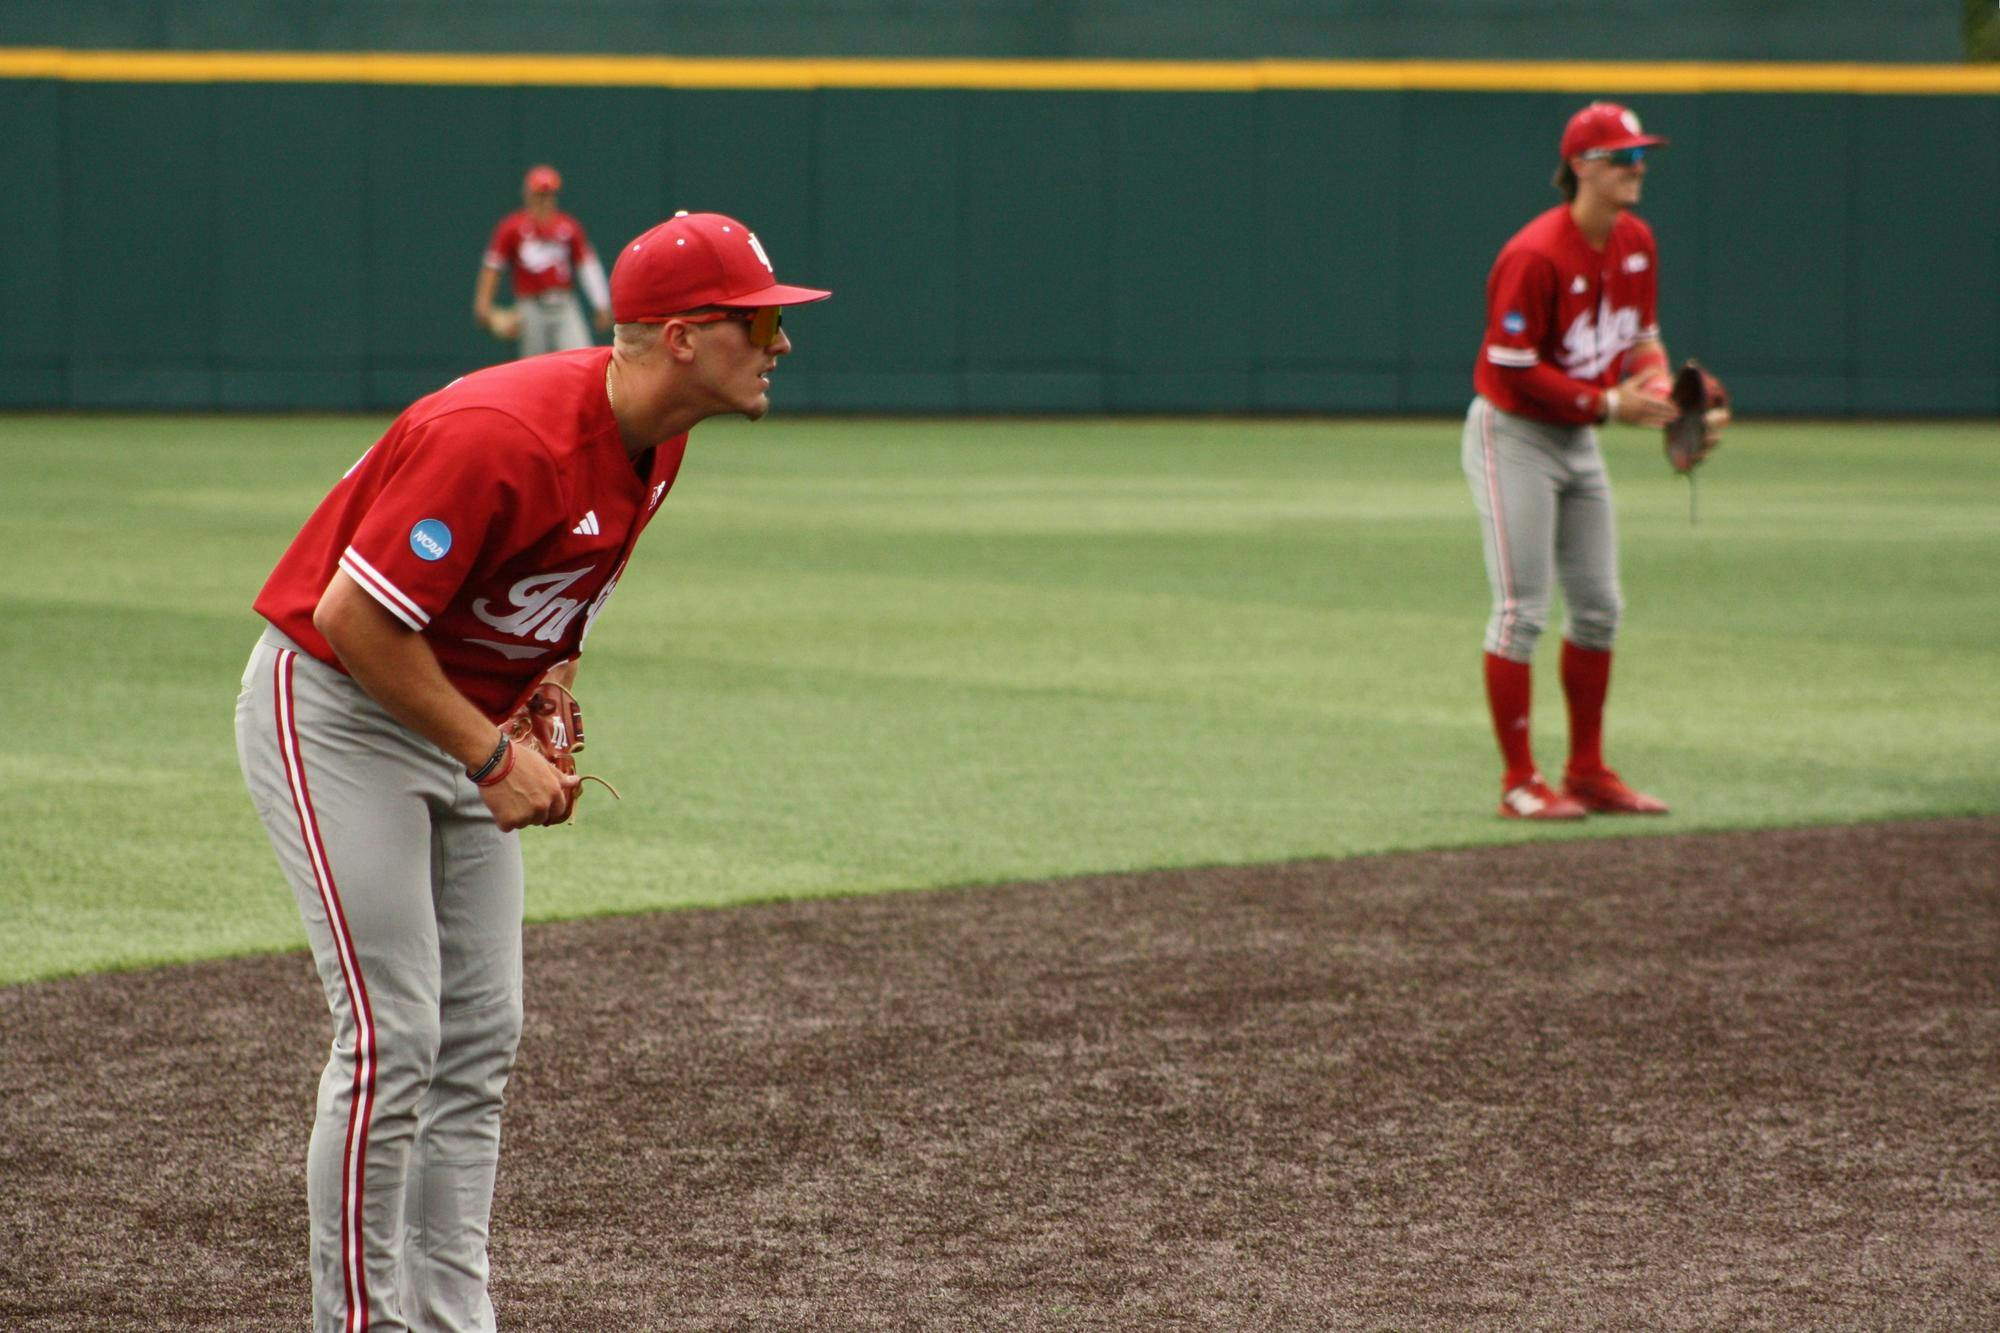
[2,414,1995,983]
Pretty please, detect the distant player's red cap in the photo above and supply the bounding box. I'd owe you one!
[610,212,832,321]
[1559,102,1668,159]
[524,165,562,193]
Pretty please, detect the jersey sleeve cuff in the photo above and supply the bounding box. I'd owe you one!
[339,547,431,631]
[1485,346,1540,368]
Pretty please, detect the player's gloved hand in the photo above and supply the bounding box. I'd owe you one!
[1606,370,1679,427]
[475,680,619,829]
[1664,360,1733,472]
[475,739,581,831]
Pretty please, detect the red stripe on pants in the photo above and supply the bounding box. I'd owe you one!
[274,650,378,1332]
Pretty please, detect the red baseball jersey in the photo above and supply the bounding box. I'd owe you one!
[255,348,686,719]
[483,209,594,299]
[1473,205,1660,425]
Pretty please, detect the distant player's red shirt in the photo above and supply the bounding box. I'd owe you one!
[483,209,594,299]
[255,349,686,719]
[1474,205,1660,425]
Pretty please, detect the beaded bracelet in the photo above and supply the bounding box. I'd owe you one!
[468,733,513,787]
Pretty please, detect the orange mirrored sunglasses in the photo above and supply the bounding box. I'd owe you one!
[670,307,783,347]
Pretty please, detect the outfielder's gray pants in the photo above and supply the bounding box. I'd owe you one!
[1461,396,1624,661]
[518,290,592,356]
[236,626,523,1333]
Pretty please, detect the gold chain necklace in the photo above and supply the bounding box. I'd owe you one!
[605,360,616,412]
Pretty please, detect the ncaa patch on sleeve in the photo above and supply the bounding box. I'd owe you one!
[1502,311,1526,335]
[410,519,453,561]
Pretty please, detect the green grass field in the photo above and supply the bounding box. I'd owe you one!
[3,413,1995,985]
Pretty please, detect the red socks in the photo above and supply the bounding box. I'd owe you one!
[1482,652,1536,789]
[1485,643,1616,788]
[1560,639,1612,778]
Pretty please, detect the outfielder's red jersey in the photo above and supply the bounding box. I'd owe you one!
[483,209,595,299]
[255,348,686,719]
[1473,205,1660,425]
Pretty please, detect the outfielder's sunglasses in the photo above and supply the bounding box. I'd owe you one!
[1582,146,1648,166]
[668,307,784,347]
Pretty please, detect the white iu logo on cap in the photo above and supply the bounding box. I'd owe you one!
[746,232,774,274]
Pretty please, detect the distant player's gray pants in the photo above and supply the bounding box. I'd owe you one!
[1461,396,1624,661]
[518,290,592,355]
[236,626,523,1333]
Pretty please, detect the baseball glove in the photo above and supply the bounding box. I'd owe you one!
[503,679,620,824]
[1664,359,1731,473]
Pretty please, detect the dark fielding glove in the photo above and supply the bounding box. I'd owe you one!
[503,679,621,824]
[1664,359,1731,474]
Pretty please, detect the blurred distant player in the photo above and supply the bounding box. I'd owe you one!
[472,164,613,355]
[1462,102,1727,821]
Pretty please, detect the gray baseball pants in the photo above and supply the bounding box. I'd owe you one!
[518,290,592,356]
[236,625,523,1333]
[1460,396,1624,661]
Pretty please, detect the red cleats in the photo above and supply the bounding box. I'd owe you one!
[1562,767,1669,815]
[1498,776,1588,821]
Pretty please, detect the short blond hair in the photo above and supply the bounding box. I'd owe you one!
[612,322,666,356]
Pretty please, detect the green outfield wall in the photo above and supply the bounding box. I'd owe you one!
[1,57,1996,415]
[0,1,1965,62]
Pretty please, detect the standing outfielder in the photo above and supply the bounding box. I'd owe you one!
[237,212,829,1331]
[472,164,614,356]
[1463,102,1729,820]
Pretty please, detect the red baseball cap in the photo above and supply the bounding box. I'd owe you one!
[524,164,562,193]
[610,212,832,322]
[1559,102,1668,159]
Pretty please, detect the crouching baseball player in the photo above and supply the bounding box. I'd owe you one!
[236,212,829,1331]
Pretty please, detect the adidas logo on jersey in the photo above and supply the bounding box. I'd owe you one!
[572,511,600,536]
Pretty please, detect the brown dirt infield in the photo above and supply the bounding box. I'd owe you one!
[3,817,1996,1331]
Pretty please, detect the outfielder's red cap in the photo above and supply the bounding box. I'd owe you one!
[524,164,562,193]
[610,211,832,322]
[1559,102,1668,159]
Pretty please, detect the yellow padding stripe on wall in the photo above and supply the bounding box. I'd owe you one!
[0,49,1996,93]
